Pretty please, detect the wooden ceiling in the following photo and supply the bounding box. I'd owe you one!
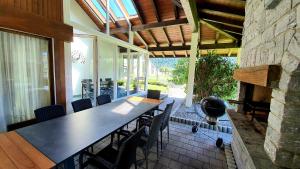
[76,0,245,57]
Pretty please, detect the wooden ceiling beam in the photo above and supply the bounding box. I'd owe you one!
[132,0,155,47]
[150,0,161,22]
[199,12,244,27]
[180,0,199,32]
[200,20,238,41]
[148,43,239,51]
[150,0,171,46]
[134,31,148,48]
[203,20,243,34]
[198,3,245,16]
[179,26,185,45]
[110,19,188,34]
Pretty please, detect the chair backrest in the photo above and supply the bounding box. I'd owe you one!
[115,126,145,169]
[71,98,92,112]
[161,100,175,130]
[96,94,111,106]
[146,112,165,150]
[34,105,66,122]
[147,89,161,100]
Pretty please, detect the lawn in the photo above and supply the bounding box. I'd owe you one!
[144,84,168,93]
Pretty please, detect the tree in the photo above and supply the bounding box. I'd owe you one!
[172,58,189,85]
[194,51,237,101]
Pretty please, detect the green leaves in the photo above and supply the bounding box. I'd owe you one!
[194,51,238,101]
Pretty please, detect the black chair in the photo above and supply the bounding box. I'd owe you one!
[147,89,161,100]
[79,126,145,169]
[139,113,165,169]
[120,113,165,169]
[34,105,66,122]
[71,98,92,112]
[145,90,161,116]
[96,94,111,106]
[138,100,175,150]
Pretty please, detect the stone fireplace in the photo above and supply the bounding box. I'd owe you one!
[228,0,300,169]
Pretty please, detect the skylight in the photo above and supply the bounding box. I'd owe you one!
[122,0,137,16]
[110,0,124,18]
[89,0,137,22]
[91,0,107,18]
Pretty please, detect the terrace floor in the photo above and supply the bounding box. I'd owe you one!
[77,121,232,169]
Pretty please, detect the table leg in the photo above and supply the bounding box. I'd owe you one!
[63,156,75,169]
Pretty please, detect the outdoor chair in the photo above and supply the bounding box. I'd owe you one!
[71,98,92,112]
[137,100,175,150]
[119,113,165,169]
[96,94,111,105]
[79,126,145,169]
[145,89,162,116]
[147,89,161,100]
[34,105,66,122]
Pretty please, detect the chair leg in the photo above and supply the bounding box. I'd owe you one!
[157,139,159,159]
[145,151,148,169]
[110,133,114,144]
[134,161,137,169]
[160,130,163,150]
[167,125,170,142]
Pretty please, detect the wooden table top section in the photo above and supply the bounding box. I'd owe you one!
[0,131,55,169]
[128,96,162,104]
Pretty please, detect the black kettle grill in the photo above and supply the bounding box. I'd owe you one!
[192,96,227,148]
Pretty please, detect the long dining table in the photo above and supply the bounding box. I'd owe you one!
[0,96,162,169]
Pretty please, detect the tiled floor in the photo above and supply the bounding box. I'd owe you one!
[79,121,231,169]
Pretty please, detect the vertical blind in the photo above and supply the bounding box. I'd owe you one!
[0,31,51,130]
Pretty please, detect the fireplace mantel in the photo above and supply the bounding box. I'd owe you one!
[233,65,281,88]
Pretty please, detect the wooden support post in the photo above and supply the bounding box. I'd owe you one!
[185,30,199,107]
[106,0,110,35]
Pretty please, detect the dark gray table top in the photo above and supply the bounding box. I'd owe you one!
[16,98,161,164]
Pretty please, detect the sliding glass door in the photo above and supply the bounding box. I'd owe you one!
[0,31,51,125]
[71,36,96,102]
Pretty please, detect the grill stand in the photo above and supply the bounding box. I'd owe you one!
[192,115,224,149]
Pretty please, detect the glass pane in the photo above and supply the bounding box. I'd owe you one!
[71,37,95,101]
[91,0,107,18]
[122,0,137,16]
[138,54,146,91]
[0,31,51,124]
[116,52,128,98]
[98,42,115,100]
[110,0,124,18]
[129,54,138,95]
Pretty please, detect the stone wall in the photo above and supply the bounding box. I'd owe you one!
[238,0,300,168]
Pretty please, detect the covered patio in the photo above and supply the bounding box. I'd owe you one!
[0,0,299,169]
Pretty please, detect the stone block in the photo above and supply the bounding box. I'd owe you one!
[266,0,292,26]
[264,137,277,162]
[279,70,292,92]
[270,98,285,119]
[275,11,296,36]
[265,126,281,146]
[262,25,275,43]
[287,29,300,60]
[267,112,283,132]
[281,51,300,74]
[293,0,300,7]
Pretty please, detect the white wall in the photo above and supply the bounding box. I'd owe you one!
[70,0,99,31]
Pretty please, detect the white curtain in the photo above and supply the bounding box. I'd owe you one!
[0,31,51,131]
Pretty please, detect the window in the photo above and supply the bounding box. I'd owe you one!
[0,31,51,125]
